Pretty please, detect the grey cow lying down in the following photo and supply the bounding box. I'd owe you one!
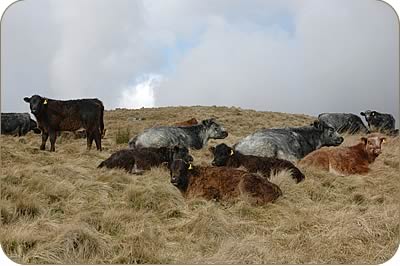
[234,120,344,162]
[318,113,369,134]
[129,118,228,149]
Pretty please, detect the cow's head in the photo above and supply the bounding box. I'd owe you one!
[170,145,193,164]
[24,95,48,116]
[360,134,386,162]
[313,120,344,146]
[360,110,391,131]
[360,110,375,125]
[209,143,234,166]
[169,159,192,192]
[202,118,228,139]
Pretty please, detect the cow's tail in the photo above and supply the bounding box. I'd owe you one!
[99,102,105,138]
[98,160,106,168]
[271,159,305,183]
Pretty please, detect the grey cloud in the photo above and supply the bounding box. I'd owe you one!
[1,0,398,126]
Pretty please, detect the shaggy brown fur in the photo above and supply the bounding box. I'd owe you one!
[98,146,193,174]
[170,160,282,205]
[299,134,386,175]
[173,118,198,126]
[210,144,305,183]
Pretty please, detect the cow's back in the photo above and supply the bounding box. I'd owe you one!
[42,99,102,131]
[134,127,191,148]
[318,113,368,134]
[235,129,304,161]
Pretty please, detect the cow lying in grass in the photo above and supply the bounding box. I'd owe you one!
[129,118,228,150]
[173,118,198,126]
[98,146,193,174]
[209,143,305,183]
[169,159,282,204]
[299,134,386,176]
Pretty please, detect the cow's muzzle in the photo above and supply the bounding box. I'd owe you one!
[171,176,179,186]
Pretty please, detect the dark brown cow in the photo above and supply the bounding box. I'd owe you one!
[299,133,386,176]
[173,118,198,126]
[210,143,305,183]
[98,146,193,174]
[169,160,282,205]
[24,95,104,152]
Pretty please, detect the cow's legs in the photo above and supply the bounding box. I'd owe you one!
[86,131,94,150]
[49,130,57,152]
[93,129,102,151]
[40,132,48,150]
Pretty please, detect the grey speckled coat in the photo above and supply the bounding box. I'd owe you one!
[129,118,228,149]
[234,120,344,162]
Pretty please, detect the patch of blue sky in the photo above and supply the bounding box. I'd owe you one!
[227,8,296,37]
[154,10,295,76]
[158,25,207,75]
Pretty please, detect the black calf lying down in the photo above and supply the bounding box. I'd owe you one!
[210,143,305,183]
[98,146,193,174]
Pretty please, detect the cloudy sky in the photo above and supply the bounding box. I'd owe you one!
[1,0,398,125]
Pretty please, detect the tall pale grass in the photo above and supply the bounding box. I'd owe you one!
[1,106,398,264]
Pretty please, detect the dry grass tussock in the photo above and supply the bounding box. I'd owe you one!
[1,105,399,264]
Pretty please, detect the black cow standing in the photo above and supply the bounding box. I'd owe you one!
[24,95,104,152]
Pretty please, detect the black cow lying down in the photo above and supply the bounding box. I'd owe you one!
[360,110,397,135]
[24,95,104,152]
[98,146,193,174]
[1,112,41,136]
[210,143,305,183]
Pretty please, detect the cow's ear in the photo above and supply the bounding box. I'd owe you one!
[360,137,368,144]
[202,119,212,127]
[380,137,386,144]
[312,120,320,128]
[23,97,31,103]
[208,146,216,154]
[360,112,365,116]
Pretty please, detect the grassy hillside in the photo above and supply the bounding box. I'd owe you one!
[1,106,398,264]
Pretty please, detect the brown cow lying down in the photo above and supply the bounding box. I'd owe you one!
[173,118,198,126]
[98,146,193,174]
[169,159,282,204]
[210,143,305,183]
[299,134,386,176]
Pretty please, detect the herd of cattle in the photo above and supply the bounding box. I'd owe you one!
[1,94,398,204]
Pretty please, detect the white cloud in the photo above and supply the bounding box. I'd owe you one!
[118,74,161,109]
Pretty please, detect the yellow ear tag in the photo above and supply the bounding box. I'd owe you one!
[188,163,193,170]
[230,150,234,156]
[382,138,386,144]
[43,99,48,105]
